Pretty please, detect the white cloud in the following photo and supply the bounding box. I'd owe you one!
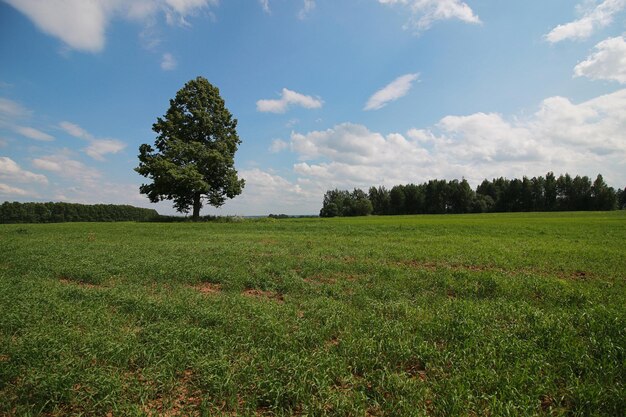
[165,0,217,16]
[60,121,126,160]
[0,97,31,118]
[13,126,54,141]
[364,73,419,111]
[259,0,270,13]
[84,139,126,160]
[379,0,481,32]
[0,156,48,184]
[161,52,177,70]
[546,0,626,43]
[59,121,91,139]
[279,89,626,211]
[574,35,626,83]
[27,153,150,207]
[2,0,218,53]
[290,123,433,187]
[256,88,323,113]
[219,168,319,215]
[0,182,33,197]
[32,154,101,182]
[0,98,55,142]
[298,0,316,20]
[269,139,289,153]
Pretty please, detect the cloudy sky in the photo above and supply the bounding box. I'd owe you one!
[1,0,625,215]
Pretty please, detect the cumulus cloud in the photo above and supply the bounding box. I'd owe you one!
[0,156,48,184]
[364,73,419,111]
[269,139,289,153]
[298,0,316,20]
[574,35,626,83]
[546,0,626,43]
[257,88,323,113]
[220,168,320,215]
[2,0,218,52]
[379,0,481,31]
[0,182,33,197]
[161,52,177,70]
[290,123,433,187]
[60,121,126,160]
[26,152,150,206]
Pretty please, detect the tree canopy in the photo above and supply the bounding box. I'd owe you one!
[135,77,244,219]
[0,202,158,224]
[320,173,622,217]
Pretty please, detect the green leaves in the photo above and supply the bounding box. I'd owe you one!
[136,77,244,218]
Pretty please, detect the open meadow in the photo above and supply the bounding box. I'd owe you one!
[0,212,625,416]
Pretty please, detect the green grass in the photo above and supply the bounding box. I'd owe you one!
[0,212,624,416]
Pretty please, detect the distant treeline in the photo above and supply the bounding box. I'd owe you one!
[320,173,626,217]
[0,202,159,224]
[268,214,318,219]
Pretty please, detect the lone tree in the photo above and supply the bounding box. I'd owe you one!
[136,77,245,219]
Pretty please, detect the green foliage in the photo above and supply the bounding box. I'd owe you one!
[320,189,373,217]
[0,212,624,416]
[322,172,623,217]
[0,202,158,224]
[136,76,245,219]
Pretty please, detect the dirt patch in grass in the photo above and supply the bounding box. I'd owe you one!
[192,282,222,295]
[143,370,201,417]
[366,406,383,417]
[304,274,337,285]
[403,359,427,381]
[539,394,554,412]
[258,238,278,245]
[58,277,102,289]
[242,289,284,303]
[325,336,340,348]
[561,269,593,280]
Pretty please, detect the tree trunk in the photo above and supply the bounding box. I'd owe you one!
[192,193,201,221]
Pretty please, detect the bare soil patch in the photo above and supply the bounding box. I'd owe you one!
[143,370,201,417]
[192,282,222,295]
[325,336,340,348]
[58,277,101,289]
[403,359,427,381]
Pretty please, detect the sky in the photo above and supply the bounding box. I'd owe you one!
[1,0,625,216]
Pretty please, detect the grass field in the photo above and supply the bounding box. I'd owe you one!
[0,212,625,416]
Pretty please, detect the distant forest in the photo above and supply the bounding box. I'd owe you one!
[320,173,626,217]
[0,202,159,224]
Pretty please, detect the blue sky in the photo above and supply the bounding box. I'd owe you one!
[1,0,625,215]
